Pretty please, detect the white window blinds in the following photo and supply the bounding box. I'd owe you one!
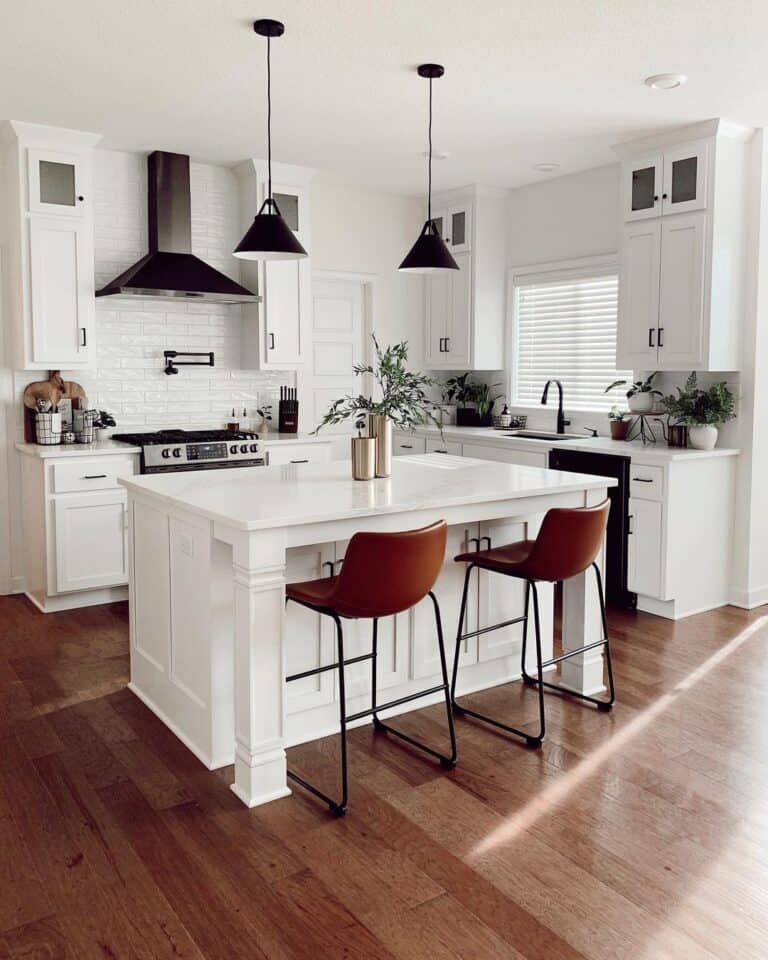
[513,271,631,412]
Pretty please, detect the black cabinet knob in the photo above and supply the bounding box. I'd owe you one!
[77,195,84,202]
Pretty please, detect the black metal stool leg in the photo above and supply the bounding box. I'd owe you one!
[373,592,458,768]
[451,564,475,708]
[520,581,534,684]
[523,563,615,711]
[528,582,545,746]
[286,613,349,816]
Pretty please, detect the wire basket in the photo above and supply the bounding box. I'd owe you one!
[74,409,98,444]
[492,414,527,430]
[35,413,62,445]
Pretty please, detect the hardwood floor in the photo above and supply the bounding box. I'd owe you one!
[2,594,768,959]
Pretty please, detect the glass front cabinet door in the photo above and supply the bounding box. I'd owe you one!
[662,140,709,216]
[623,156,663,221]
[27,149,86,217]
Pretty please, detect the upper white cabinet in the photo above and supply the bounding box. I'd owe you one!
[623,140,708,222]
[235,160,314,370]
[424,185,506,371]
[614,120,751,372]
[1,121,100,370]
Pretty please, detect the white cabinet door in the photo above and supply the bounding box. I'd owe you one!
[285,543,337,714]
[412,524,478,680]
[425,270,451,366]
[392,433,427,456]
[662,140,709,217]
[27,148,87,218]
[445,204,472,254]
[29,215,92,366]
[628,497,663,598]
[54,492,128,593]
[258,182,309,368]
[658,212,706,368]
[446,251,471,366]
[623,155,663,221]
[462,443,548,468]
[476,518,528,663]
[265,443,331,466]
[617,219,661,369]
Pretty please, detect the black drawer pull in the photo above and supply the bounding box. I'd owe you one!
[400,444,413,449]
[434,448,447,454]
[632,477,654,483]
[83,474,107,479]
[290,459,309,464]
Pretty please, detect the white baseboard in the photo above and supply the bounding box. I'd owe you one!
[729,585,768,610]
[24,586,127,613]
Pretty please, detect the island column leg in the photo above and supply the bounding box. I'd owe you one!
[560,488,609,696]
[230,529,292,807]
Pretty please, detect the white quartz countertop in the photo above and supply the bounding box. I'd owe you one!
[413,425,739,463]
[15,432,328,459]
[15,439,142,458]
[119,453,617,532]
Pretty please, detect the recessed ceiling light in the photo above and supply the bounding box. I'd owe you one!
[644,73,687,90]
[534,162,560,174]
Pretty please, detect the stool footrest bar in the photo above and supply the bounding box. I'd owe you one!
[347,683,446,723]
[287,651,374,683]
[456,615,527,643]
[540,637,607,669]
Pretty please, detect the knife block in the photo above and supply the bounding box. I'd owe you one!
[278,400,298,434]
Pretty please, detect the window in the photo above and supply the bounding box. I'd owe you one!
[512,265,631,413]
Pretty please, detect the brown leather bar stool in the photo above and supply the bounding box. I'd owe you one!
[451,501,615,747]
[285,520,457,816]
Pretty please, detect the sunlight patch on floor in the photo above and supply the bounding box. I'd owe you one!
[470,614,768,859]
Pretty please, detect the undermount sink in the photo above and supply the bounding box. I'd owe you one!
[503,430,587,441]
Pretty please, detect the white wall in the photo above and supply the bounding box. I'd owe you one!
[310,175,425,367]
[507,164,620,268]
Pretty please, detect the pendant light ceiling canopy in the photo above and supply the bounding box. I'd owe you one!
[233,18,307,261]
[399,63,459,274]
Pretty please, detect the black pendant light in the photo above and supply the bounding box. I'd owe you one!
[234,19,307,261]
[399,64,459,273]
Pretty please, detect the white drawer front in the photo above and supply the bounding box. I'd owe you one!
[427,438,462,456]
[393,434,427,456]
[630,464,664,500]
[52,456,137,493]
[463,443,548,468]
[265,443,331,466]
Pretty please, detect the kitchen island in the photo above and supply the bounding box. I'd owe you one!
[120,454,615,807]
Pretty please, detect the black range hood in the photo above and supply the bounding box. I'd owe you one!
[96,151,259,304]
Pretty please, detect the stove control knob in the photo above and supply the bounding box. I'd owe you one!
[161,448,171,459]
[250,443,258,453]
[230,444,238,455]
[240,444,249,454]
[172,448,182,458]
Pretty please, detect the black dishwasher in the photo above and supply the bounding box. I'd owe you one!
[548,449,635,609]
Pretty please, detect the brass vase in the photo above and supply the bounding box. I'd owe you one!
[351,437,376,480]
[368,414,392,478]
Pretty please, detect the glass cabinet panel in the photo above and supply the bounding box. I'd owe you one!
[39,160,77,206]
[451,211,466,247]
[273,192,299,231]
[670,156,698,205]
[631,166,656,212]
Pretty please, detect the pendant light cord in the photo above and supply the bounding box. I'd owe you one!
[266,35,272,201]
[427,76,433,227]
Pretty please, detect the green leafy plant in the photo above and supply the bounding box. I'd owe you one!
[605,371,662,399]
[95,410,116,428]
[442,373,503,414]
[474,381,504,418]
[608,405,629,422]
[660,372,735,426]
[314,335,441,433]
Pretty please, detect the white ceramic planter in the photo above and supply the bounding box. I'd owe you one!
[688,424,718,450]
[628,392,654,414]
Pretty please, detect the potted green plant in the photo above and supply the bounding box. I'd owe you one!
[443,373,503,427]
[315,335,439,477]
[660,372,735,450]
[608,406,631,441]
[94,410,117,441]
[605,372,662,414]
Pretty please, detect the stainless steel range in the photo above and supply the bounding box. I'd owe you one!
[112,429,266,474]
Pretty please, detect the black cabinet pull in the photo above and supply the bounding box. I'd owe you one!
[268,332,275,350]
[632,476,653,483]
[628,515,634,535]
[445,337,451,352]
[658,327,664,348]
[653,195,659,201]
[480,536,492,549]
[648,327,655,348]
[83,474,107,479]
[77,195,84,202]
[662,193,668,199]
[290,459,309,464]
[80,327,87,347]
[400,444,413,449]
[434,448,447,454]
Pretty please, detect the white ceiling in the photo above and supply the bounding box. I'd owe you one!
[1,0,766,194]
